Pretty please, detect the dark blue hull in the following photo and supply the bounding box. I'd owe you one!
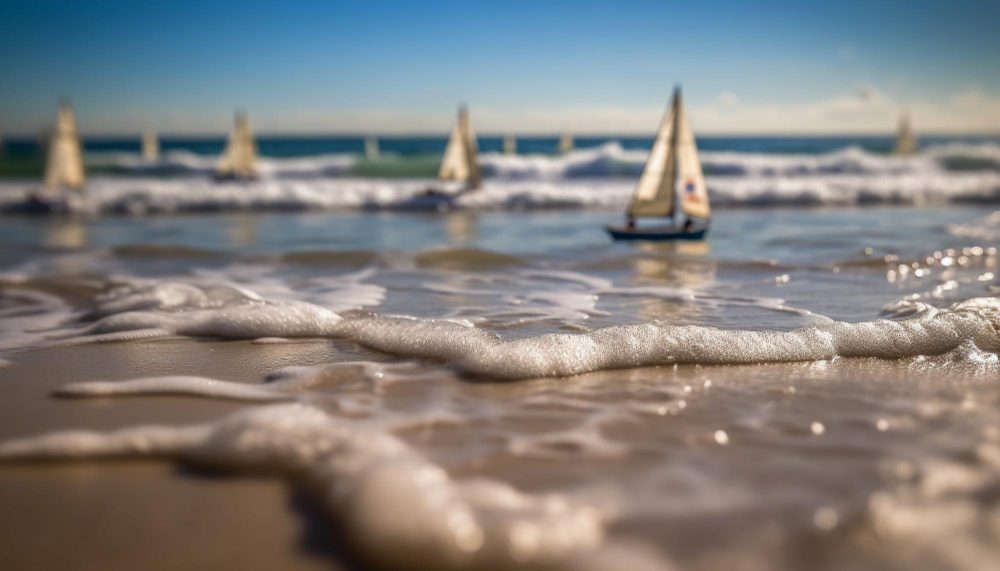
[606,224,708,241]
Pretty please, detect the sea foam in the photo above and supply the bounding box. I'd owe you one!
[51,281,1000,379]
[0,403,672,571]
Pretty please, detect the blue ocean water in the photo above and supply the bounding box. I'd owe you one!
[4,134,1000,158]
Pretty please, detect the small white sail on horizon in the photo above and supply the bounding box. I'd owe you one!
[438,105,481,190]
[142,129,160,162]
[43,100,86,191]
[503,134,517,155]
[626,87,710,221]
[215,111,259,179]
[893,114,916,156]
[364,135,380,159]
[558,131,574,154]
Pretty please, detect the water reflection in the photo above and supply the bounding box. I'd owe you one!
[44,218,88,249]
[225,214,260,248]
[631,240,715,321]
[445,211,478,244]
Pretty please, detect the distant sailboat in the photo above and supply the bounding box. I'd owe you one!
[364,135,380,159]
[893,114,916,156]
[215,111,258,180]
[142,128,160,162]
[503,134,517,155]
[43,100,86,191]
[437,105,481,191]
[607,86,710,241]
[558,131,574,154]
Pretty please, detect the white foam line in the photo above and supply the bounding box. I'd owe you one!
[0,403,673,571]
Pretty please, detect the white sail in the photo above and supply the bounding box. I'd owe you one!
[559,131,574,154]
[503,134,517,155]
[438,105,481,190]
[142,129,160,162]
[674,95,710,220]
[628,100,677,217]
[216,111,258,179]
[364,135,380,159]
[893,114,916,156]
[43,100,86,191]
[627,87,710,220]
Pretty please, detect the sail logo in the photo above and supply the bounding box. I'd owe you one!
[684,179,700,201]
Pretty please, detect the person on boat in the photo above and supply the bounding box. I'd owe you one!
[683,218,693,232]
[627,216,636,229]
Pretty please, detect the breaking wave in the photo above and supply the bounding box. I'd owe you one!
[1,172,999,214]
[2,142,999,214]
[84,141,1000,179]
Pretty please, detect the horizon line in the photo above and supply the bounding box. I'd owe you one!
[4,130,1000,140]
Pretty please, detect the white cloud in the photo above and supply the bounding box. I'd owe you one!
[686,85,1000,134]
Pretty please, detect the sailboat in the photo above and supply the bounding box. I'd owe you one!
[893,114,916,156]
[503,134,517,155]
[437,104,481,191]
[558,131,574,154]
[43,100,86,192]
[606,86,710,241]
[215,111,259,180]
[364,135,380,159]
[142,128,160,162]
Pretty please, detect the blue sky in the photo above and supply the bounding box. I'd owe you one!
[1,0,998,134]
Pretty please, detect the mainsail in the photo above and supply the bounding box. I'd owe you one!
[216,111,259,179]
[893,114,916,156]
[503,134,517,155]
[142,129,160,161]
[43,100,86,191]
[364,135,380,159]
[627,87,710,220]
[559,132,574,154]
[438,105,481,190]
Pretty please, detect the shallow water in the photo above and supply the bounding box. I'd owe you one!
[0,205,998,570]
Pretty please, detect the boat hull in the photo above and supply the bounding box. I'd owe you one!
[606,224,708,241]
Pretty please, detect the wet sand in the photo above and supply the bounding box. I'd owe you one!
[0,340,353,571]
[2,335,1000,570]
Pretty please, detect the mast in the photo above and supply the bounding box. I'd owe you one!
[43,99,86,191]
[668,87,681,224]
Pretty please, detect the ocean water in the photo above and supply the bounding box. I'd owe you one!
[1,135,1000,213]
[0,137,999,570]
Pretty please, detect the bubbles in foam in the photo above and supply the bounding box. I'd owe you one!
[36,278,1000,379]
